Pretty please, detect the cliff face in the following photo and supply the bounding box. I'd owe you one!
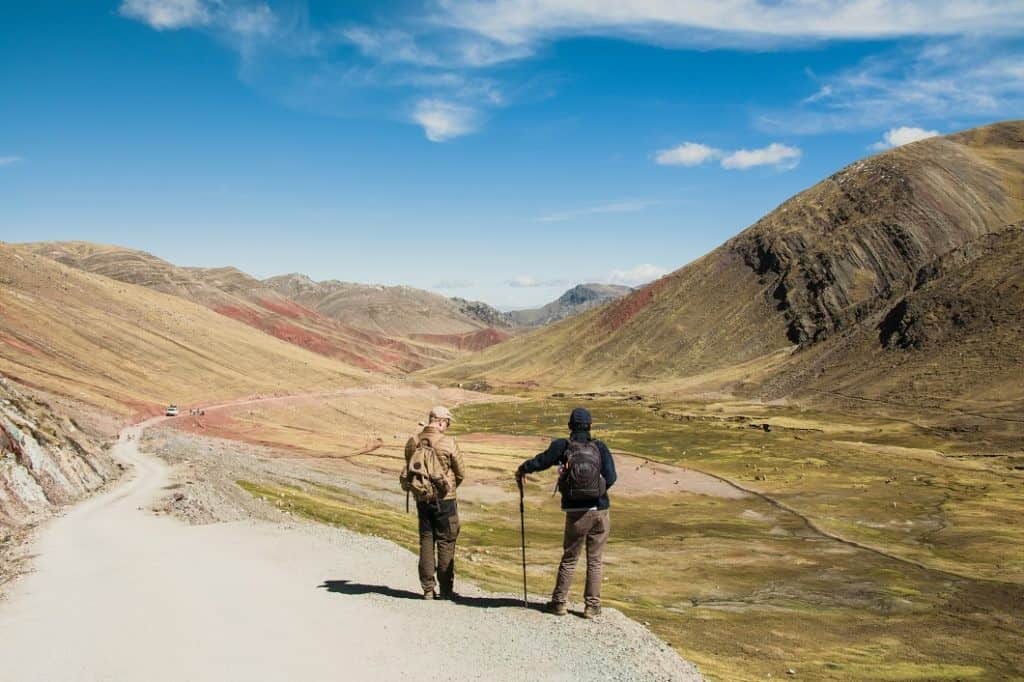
[0,377,118,527]
[731,122,1024,345]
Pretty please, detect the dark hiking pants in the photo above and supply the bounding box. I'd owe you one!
[552,509,610,607]
[417,499,460,594]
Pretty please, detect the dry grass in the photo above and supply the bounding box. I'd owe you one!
[0,244,370,414]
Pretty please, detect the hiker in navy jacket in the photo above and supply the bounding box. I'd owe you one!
[516,407,617,618]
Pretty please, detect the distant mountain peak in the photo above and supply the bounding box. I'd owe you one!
[509,282,633,327]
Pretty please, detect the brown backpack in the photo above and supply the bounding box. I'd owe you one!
[400,435,451,503]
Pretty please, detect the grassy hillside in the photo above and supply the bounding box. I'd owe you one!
[0,244,371,414]
[263,273,512,338]
[22,242,454,372]
[427,121,1024,404]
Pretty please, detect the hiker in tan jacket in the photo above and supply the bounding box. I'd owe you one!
[401,406,465,599]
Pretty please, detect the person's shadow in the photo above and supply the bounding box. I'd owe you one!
[319,580,541,610]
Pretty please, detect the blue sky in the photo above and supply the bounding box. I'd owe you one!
[2,1,1022,308]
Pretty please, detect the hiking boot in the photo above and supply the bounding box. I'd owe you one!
[439,590,459,601]
[583,605,602,619]
[423,590,438,600]
[545,601,568,616]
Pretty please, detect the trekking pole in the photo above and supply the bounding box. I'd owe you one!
[405,490,410,514]
[517,475,528,608]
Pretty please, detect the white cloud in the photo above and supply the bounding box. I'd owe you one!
[655,141,802,171]
[721,143,802,170]
[412,99,479,142]
[654,142,722,167]
[537,199,667,222]
[0,156,23,167]
[605,264,668,287]
[119,0,210,30]
[870,126,941,150]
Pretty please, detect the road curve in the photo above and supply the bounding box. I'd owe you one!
[0,418,700,681]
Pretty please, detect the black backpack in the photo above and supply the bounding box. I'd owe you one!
[559,440,606,502]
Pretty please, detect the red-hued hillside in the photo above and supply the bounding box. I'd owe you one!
[21,243,451,373]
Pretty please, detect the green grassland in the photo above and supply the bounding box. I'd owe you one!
[239,396,1024,680]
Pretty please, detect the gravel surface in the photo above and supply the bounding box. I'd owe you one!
[0,417,702,681]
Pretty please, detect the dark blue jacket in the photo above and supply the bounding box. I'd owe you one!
[519,430,617,510]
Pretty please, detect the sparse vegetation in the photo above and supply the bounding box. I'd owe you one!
[236,395,1024,680]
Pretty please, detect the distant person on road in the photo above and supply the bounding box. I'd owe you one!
[516,407,617,618]
[400,406,466,600]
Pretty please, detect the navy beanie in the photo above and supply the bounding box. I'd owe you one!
[568,407,593,431]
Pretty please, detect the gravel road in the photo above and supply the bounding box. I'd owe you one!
[0,418,702,681]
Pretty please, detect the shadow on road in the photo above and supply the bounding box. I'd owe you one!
[319,580,542,611]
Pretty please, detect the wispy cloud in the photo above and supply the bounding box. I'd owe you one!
[119,2,1024,140]
[760,38,1024,134]
[537,199,669,223]
[655,141,801,171]
[439,1,1024,50]
[412,99,479,142]
[119,0,210,31]
[870,125,940,150]
[119,0,276,37]
[0,156,23,167]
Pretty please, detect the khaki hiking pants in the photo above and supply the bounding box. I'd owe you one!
[417,498,460,595]
[552,509,610,607]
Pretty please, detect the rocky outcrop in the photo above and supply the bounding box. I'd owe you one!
[878,223,1024,351]
[731,122,1024,345]
[450,298,514,328]
[0,377,118,526]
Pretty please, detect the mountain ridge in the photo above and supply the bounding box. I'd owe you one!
[425,120,1024,412]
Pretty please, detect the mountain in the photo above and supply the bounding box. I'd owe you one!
[508,283,633,327]
[21,243,452,372]
[0,243,371,414]
[262,274,513,349]
[426,121,1024,409]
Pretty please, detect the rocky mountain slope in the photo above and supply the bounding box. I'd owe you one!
[508,283,632,327]
[770,221,1024,416]
[21,243,452,372]
[0,376,117,527]
[427,121,1024,407]
[0,244,370,414]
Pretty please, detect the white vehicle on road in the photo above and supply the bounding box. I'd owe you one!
[165,405,179,417]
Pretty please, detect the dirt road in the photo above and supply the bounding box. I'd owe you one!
[0,418,700,681]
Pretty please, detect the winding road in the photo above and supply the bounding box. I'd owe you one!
[0,417,699,681]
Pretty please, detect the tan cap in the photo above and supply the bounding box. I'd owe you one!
[429,406,453,422]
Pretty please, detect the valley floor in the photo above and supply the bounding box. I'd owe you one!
[0,407,699,682]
